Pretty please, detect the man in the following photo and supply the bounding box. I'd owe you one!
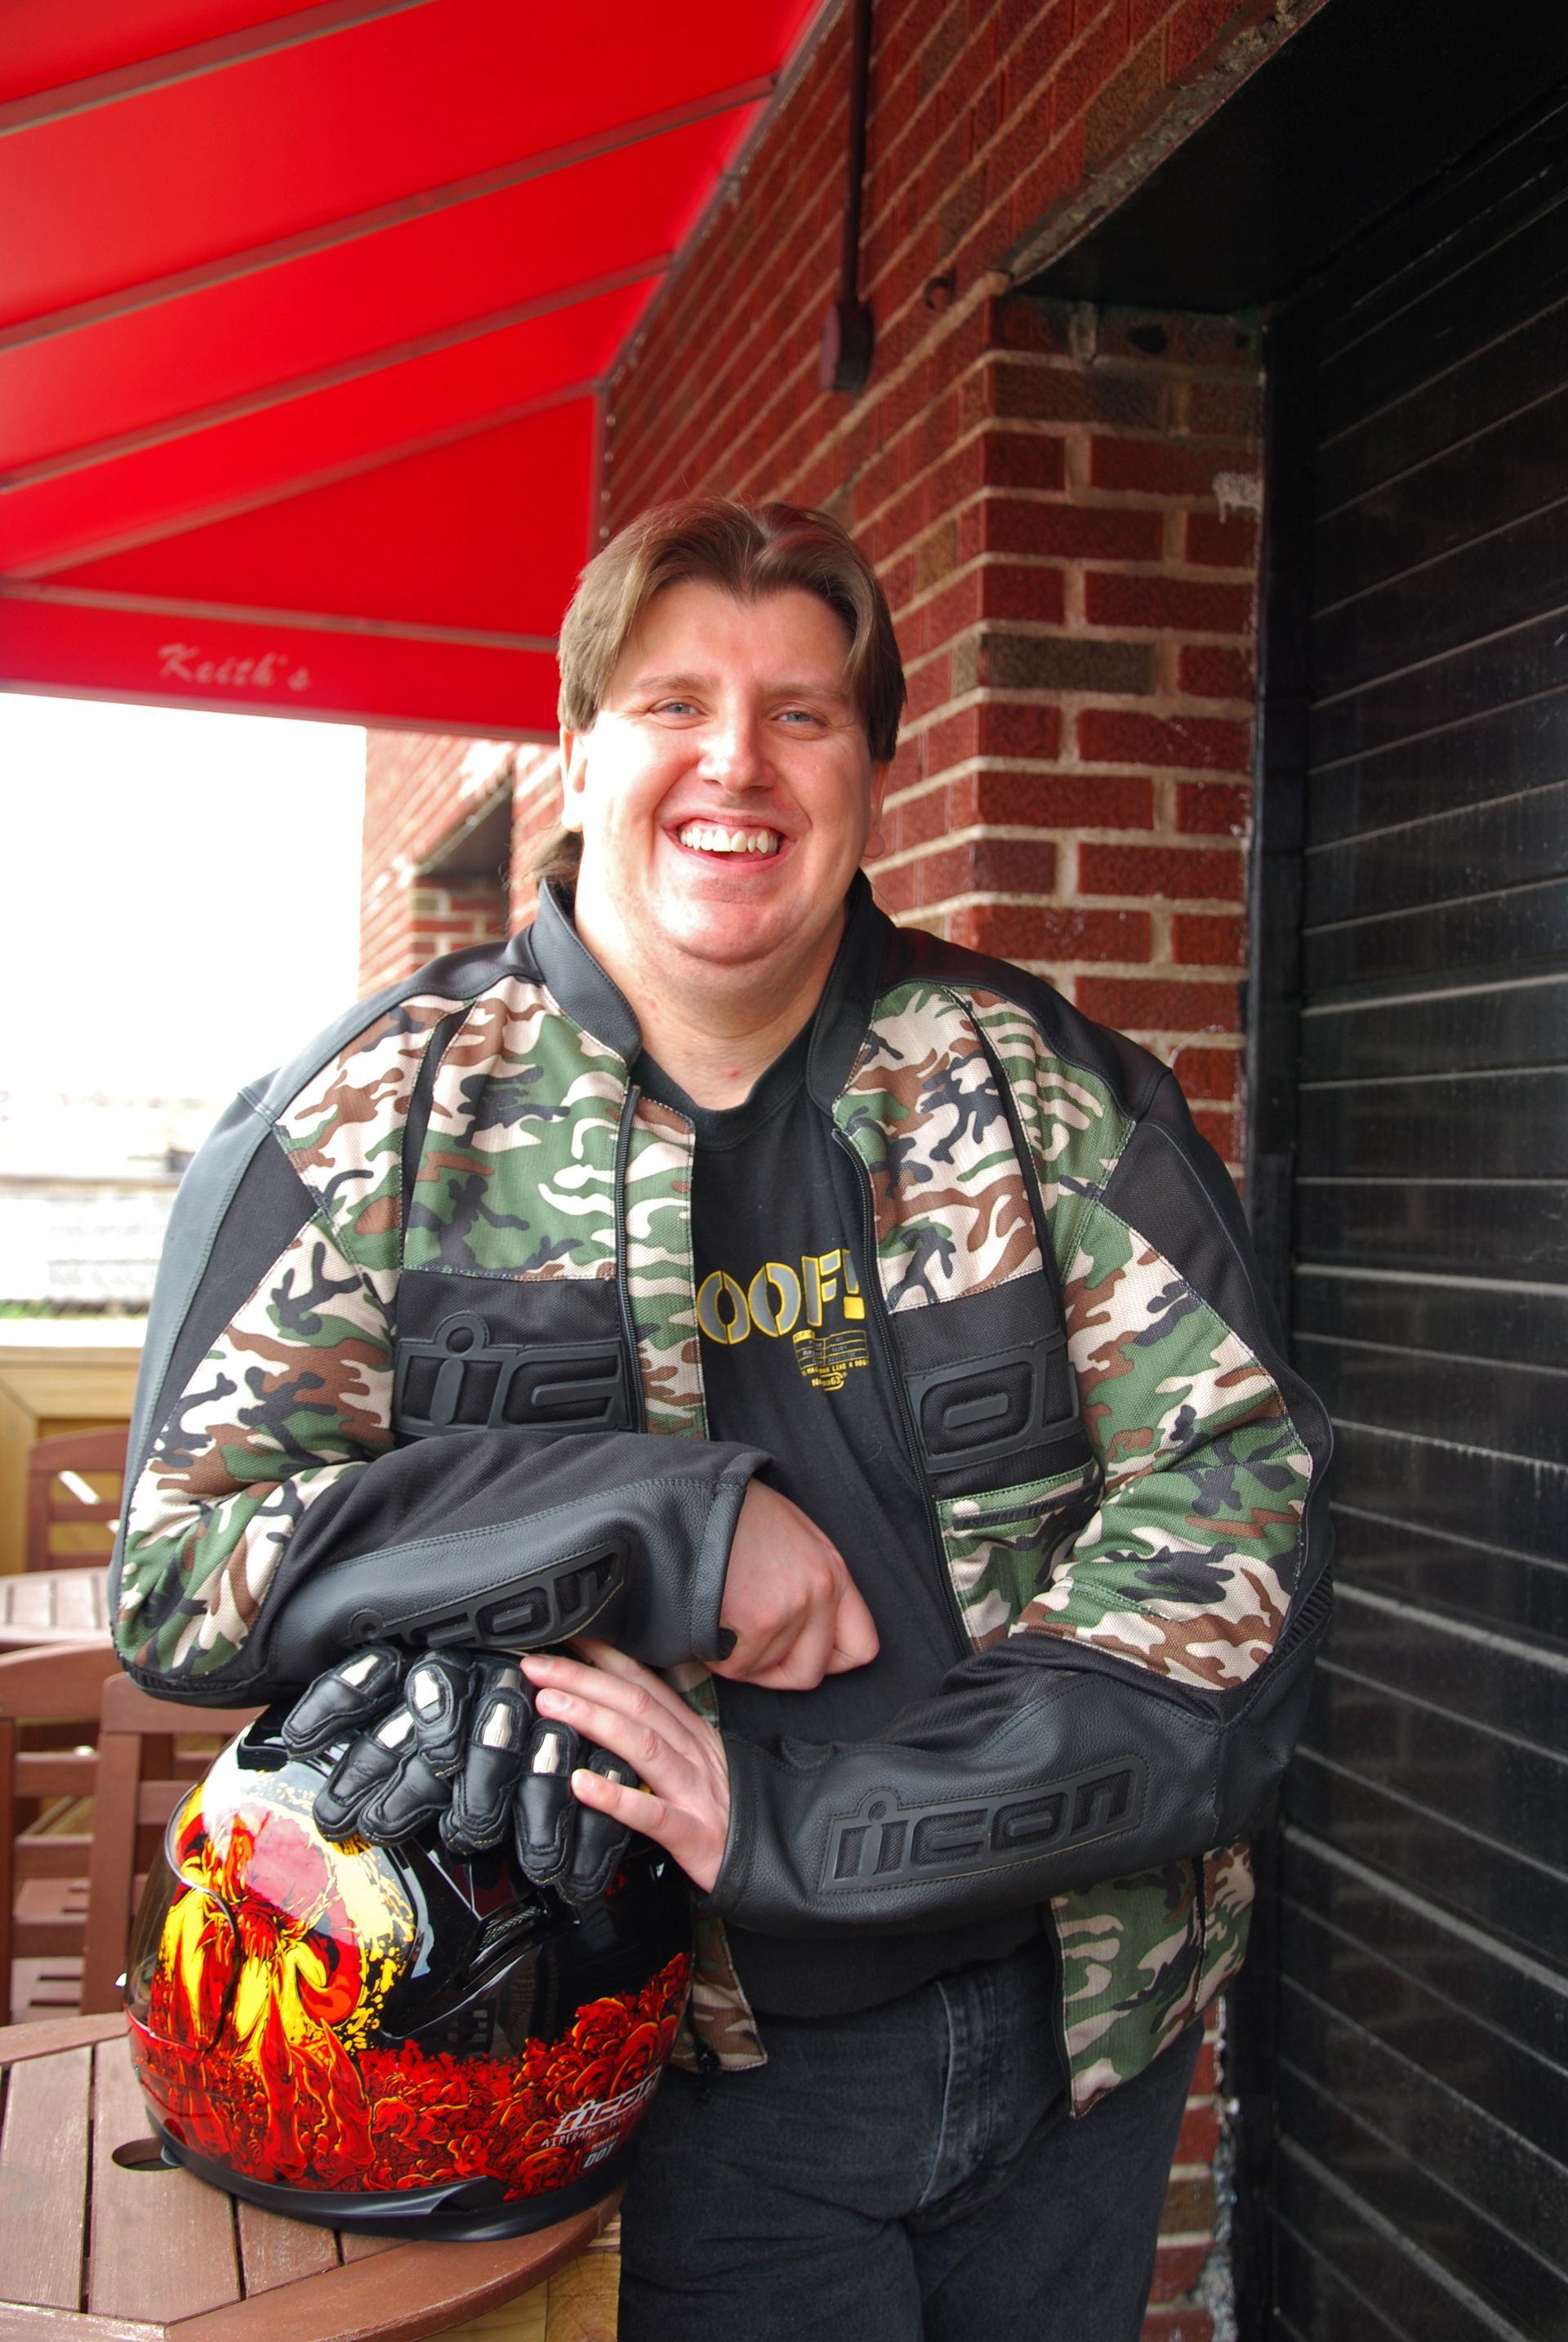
[114,497,1331,2340]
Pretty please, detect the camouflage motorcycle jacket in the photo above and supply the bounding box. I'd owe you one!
[113,875,1333,2113]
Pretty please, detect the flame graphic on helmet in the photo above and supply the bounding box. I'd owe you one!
[128,1772,690,2198]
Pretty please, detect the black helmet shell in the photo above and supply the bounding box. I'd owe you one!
[124,1710,692,2237]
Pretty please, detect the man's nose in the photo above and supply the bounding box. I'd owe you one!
[698,708,767,790]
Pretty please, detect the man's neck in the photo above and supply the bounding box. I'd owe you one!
[571,897,844,1109]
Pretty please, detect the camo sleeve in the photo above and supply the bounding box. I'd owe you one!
[709,1072,1333,1937]
[1019,1067,1323,1695]
[114,1049,767,1705]
[114,1184,398,1685]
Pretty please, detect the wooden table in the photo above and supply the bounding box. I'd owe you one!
[0,2012,612,2340]
[0,1566,111,1648]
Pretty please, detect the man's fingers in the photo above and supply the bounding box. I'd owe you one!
[527,1643,730,1892]
[826,1579,880,1673]
[567,1636,693,1703]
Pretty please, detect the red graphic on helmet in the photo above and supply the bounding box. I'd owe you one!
[127,1775,690,2199]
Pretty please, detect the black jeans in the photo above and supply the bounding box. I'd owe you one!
[619,1937,1201,2342]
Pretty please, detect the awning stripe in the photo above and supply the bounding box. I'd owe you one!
[0,77,770,355]
[3,260,668,501]
[0,0,438,140]
[9,379,600,579]
[1,581,558,654]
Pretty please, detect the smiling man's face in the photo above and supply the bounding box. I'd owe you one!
[559,581,887,992]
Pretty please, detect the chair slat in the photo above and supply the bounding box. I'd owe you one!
[16,1869,89,1960]
[27,1428,129,1573]
[4,1582,51,1630]
[138,1780,194,1828]
[16,1752,96,1797]
[15,1834,94,1880]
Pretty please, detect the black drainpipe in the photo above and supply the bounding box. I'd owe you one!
[818,0,875,394]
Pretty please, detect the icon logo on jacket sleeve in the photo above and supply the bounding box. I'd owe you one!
[821,1760,1147,1890]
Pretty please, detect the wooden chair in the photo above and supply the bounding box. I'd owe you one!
[26,1425,130,1570]
[81,1672,260,2014]
[0,1642,121,2025]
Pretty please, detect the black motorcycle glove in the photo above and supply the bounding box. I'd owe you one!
[281,1645,639,1902]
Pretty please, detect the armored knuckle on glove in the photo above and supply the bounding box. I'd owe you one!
[282,1646,641,1905]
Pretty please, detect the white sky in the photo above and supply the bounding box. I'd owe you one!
[0,694,366,1101]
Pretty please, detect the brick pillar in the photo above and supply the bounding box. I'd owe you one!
[866,295,1262,1178]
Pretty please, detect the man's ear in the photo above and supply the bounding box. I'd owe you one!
[558,726,587,830]
[864,762,891,862]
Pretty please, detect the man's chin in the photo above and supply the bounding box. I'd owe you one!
[657,911,798,969]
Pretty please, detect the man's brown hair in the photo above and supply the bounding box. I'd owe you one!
[534,495,905,889]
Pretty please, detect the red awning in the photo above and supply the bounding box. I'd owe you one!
[0,0,821,737]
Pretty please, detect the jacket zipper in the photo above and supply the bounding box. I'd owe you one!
[831,1124,970,1663]
[613,1081,648,1434]
[838,1107,1079,2111]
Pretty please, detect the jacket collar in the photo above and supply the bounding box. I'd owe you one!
[531,879,644,1062]
[805,872,897,1106]
[529,872,898,1098]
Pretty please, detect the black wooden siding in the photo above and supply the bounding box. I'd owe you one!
[1265,101,1568,2342]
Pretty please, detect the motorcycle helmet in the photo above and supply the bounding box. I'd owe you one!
[123,1708,693,2239]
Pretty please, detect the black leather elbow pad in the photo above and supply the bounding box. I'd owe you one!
[264,1452,764,1687]
[710,1681,1222,1938]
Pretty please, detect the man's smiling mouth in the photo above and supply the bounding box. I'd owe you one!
[675,823,782,857]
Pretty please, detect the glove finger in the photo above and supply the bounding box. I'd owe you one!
[314,1706,415,1839]
[559,1748,639,1905]
[442,1663,532,1856]
[283,1645,403,1756]
[402,1653,473,1777]
[358,1743,454,1841]
[513,1717,581,1886]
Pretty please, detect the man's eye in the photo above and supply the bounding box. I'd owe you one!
[653,698,698,717]
[778,707,823,727]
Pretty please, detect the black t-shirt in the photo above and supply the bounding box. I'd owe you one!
[638,1031,1039,2016]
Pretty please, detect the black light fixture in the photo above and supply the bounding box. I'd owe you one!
[818,0,875,395]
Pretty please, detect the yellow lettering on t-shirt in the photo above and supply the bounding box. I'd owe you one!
[696,1270,751,1344]
[699,1249,868,1374]
[747,1262,803,1337]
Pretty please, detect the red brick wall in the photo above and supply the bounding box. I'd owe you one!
[359,732,516,991]
[602,0,1275,1182]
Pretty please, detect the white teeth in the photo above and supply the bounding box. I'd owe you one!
[676,822,780,856]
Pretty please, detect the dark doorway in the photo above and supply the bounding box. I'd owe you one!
[1248,89,1568,2341]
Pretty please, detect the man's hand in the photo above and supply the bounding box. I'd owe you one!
[715,1480,878,1690]
[522,1640,732,1894]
